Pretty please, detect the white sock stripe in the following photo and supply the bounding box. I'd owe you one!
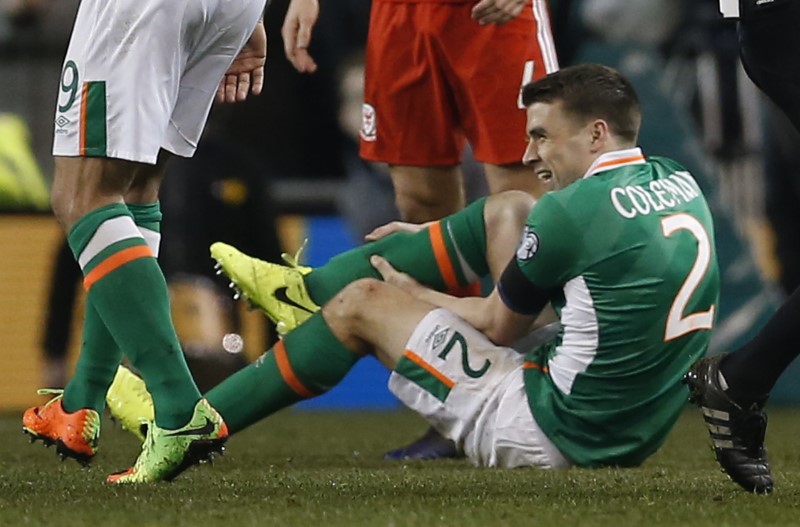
[138,227,161,257]
[78,215,142,270]
[532,0,559,73]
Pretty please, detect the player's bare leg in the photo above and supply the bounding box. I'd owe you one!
[325,279,432,368]
[390,165,465,223]
[30,152,228,483]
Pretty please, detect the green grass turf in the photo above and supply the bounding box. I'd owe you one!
[2,408,799,526]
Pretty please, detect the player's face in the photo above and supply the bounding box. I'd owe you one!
[523,101,596,190]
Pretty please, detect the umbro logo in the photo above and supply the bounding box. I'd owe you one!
[55,115,70,128]
[431,327,449,350]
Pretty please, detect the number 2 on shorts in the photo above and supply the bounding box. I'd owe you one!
[661,213,716,341]
[438,331,491,379]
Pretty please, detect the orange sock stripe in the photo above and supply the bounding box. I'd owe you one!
[451,282,482,298]
[83,245,153,291]
[274,340,317,398]
[429,221,460,291]
[403,350,455,389]
[523,361,549,373]
[79,82,88,155]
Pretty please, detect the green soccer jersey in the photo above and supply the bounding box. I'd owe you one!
[510,148,720,467]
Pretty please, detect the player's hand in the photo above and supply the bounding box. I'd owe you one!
[364,221,432,242]
[281,0,319,73]
[217,19,267,103]
[370,255,423,293]
[471,0,526,25]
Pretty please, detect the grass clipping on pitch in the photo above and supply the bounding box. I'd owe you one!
[1,409,798,526]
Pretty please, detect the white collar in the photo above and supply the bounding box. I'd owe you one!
[582,147,646,179]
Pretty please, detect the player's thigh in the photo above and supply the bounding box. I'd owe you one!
[360,2,464,166]
[164,1,264,158]
[388,309,523,447]
[439,1,558,166]
[52,0,261,165]
[388,308,568,468]
[478,368,569,468]
[324,278,433,367]
[51,156,149,228]
[53,0,188,164]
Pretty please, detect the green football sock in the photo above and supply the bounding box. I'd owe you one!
[206,313,359,434]
[61,301,121,414]
[67,203,200,429]
[305,197,489,304]
[127,202,162,254]
[62,202,164,414]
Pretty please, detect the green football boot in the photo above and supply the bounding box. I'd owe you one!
[210,242,318,335]
[106,365,154,442]
[106,399,228,484]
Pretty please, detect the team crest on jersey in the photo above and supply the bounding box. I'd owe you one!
[360,103,377,142]
[516,226,539,261]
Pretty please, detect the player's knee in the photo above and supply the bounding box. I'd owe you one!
[49,176,81,229]
[49,186,69,227]
[391,167,464,222]
[394,189,462,223]
[51,157,132,228]
[325,278,385,325]
[485,191,535,231]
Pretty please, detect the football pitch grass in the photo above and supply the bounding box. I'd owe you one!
[2,408,800,526]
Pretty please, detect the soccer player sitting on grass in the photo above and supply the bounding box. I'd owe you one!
[110,64,721,469]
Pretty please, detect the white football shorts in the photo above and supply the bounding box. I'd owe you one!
[52,0,265,164]
[389,308,570,469]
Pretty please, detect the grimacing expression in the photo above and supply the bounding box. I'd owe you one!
[522,101,596,190]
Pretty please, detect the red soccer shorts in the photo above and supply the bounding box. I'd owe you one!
[360,0,558,167]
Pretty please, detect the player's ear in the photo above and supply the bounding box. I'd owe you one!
[589,119,610,150]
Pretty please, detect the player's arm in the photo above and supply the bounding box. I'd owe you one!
[281,0,320,73]
[378,193,580,342]
[370,256,542,346]
[440,194,579,344]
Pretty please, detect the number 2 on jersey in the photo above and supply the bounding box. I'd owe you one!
[661,213,716,341]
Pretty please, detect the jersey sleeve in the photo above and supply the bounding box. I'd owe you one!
[503,192,583,291]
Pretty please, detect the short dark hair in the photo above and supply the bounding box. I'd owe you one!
[521,64,641,143]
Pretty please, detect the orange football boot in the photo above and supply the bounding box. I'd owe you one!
[22,390,100,465]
